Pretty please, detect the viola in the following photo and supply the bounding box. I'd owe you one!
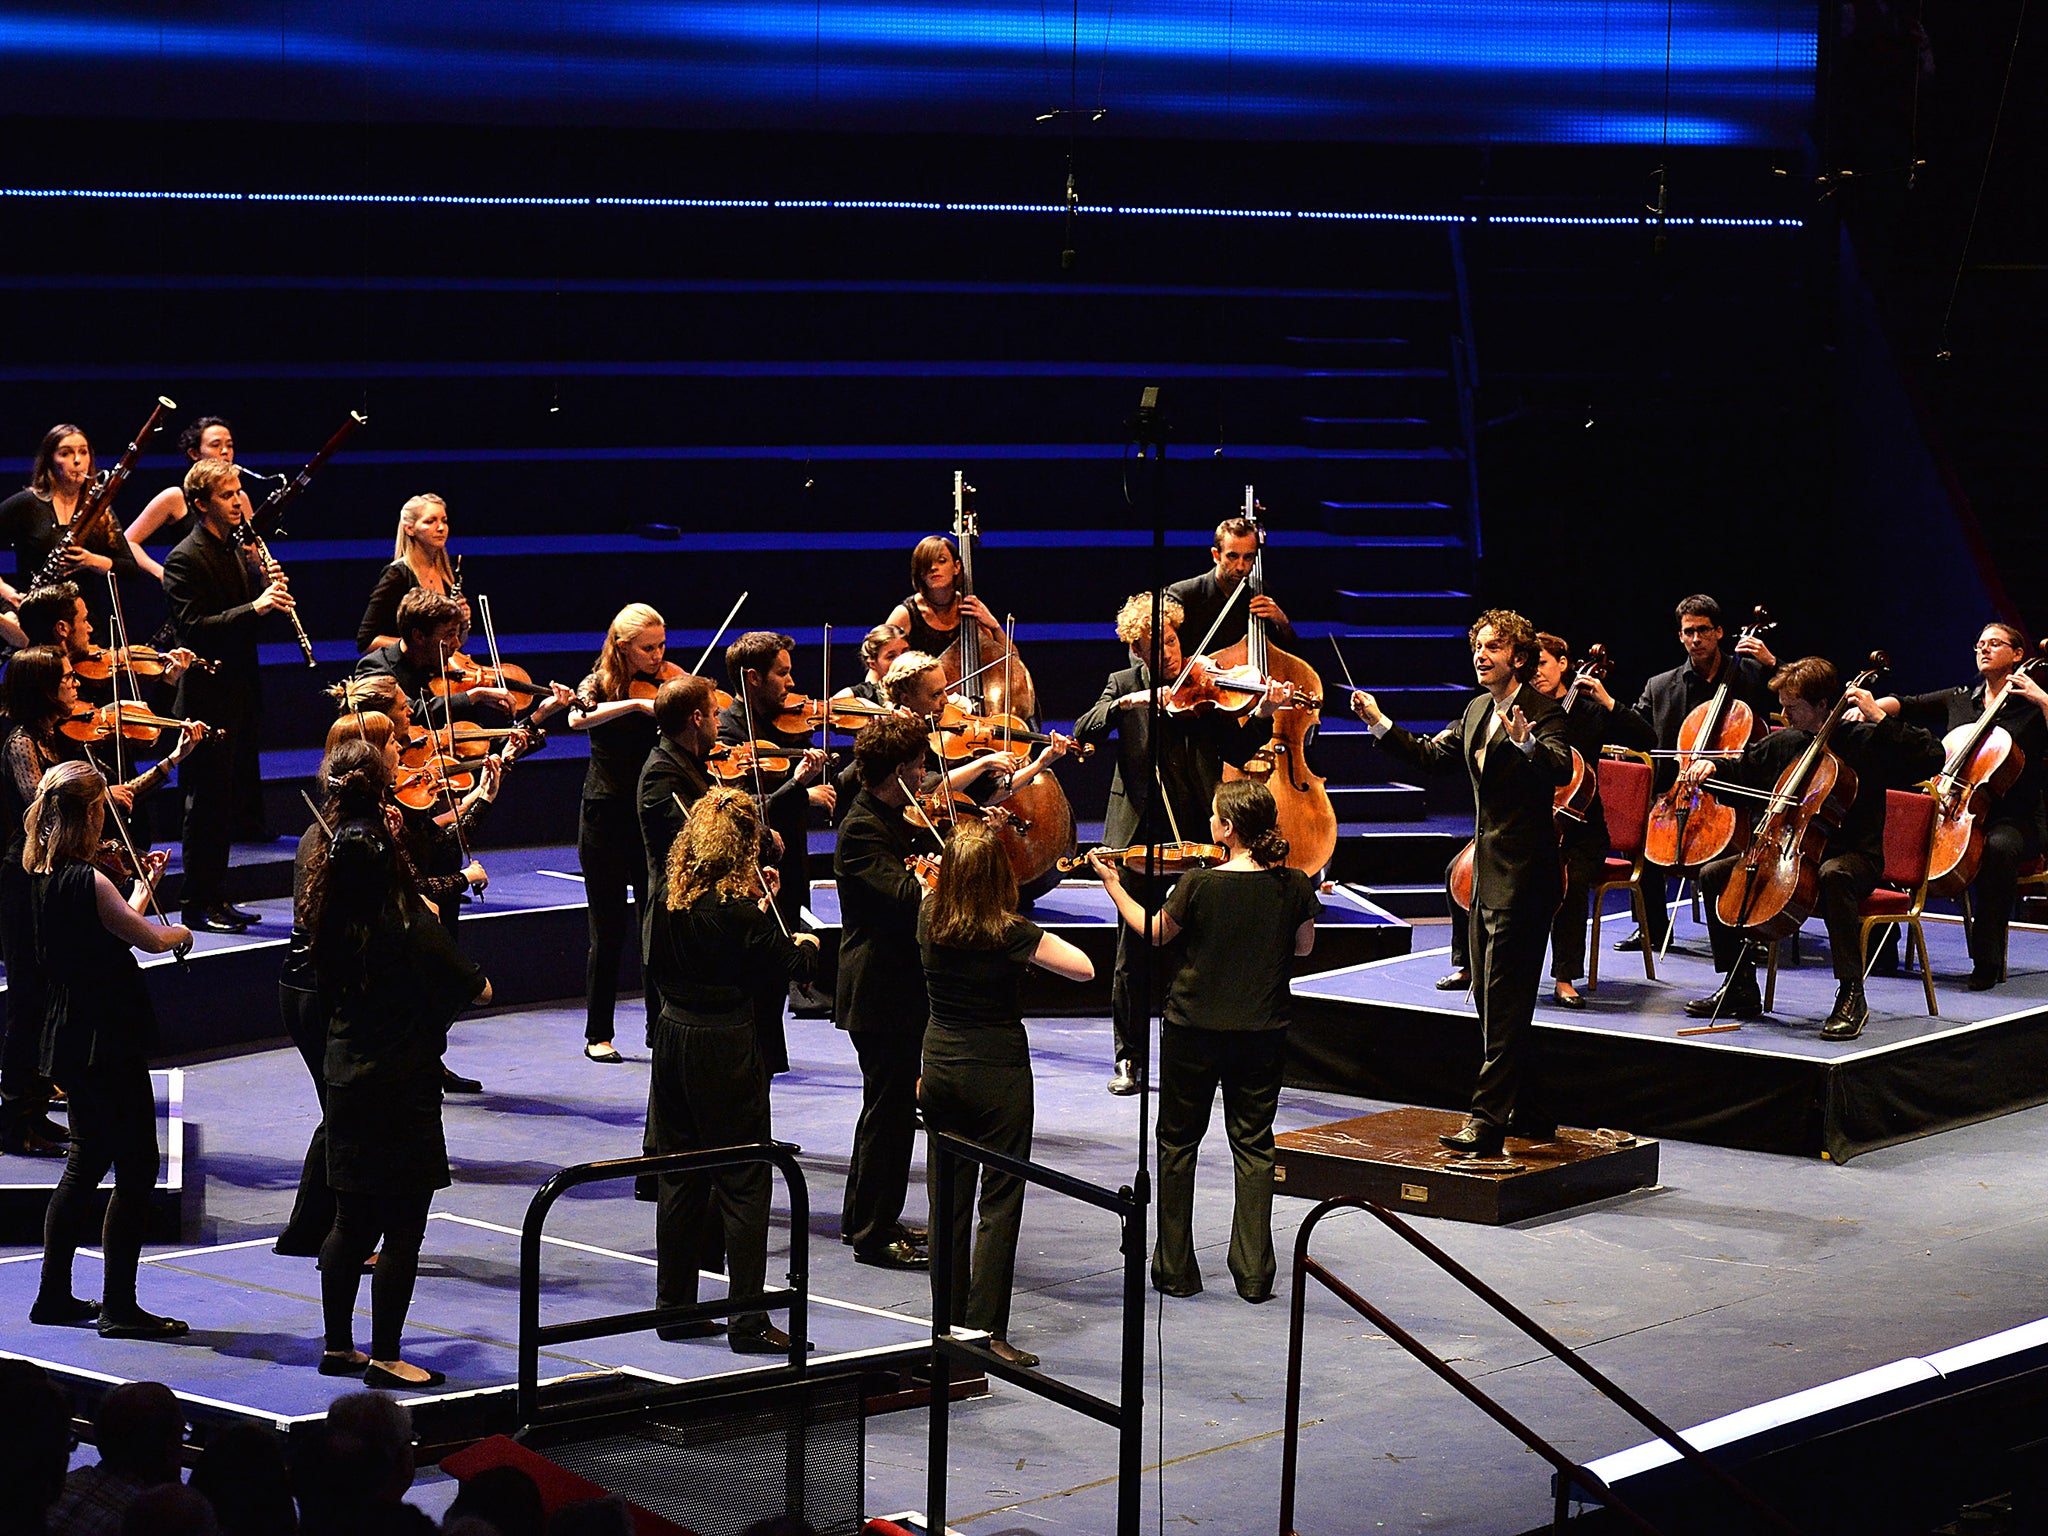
[1926,641,2048,896]
[59,702,214,746]
[1715,651,1889,941]
[1059,841,1227,875]
[1645,607,1776,869]
[73,644,215,681]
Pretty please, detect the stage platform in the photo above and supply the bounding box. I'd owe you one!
[1286,906,2048,1162]
[0,1211,940,1450]
[0,1071,188,1244]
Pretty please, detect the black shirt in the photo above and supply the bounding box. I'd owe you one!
[0,489,140,625]
[832,787,929,1033]
[920,912,1042,1065]
[321,905,485,1089]
[1896,683,2048,833]
[1611,652,1778,791]
[356,560,421,653]
[575,672,659,801]
[637,738,713,891]
[1165,569,1297,655]
[648,890,812,1017]
[1163,865,1319,1032]
[898,594,961,661]
[34,858,156,1077]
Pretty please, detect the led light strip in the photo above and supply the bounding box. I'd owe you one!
[0,187,1803,227]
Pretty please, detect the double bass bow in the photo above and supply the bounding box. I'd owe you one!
[1644,606,1778,870]
[1213,487,1338,879]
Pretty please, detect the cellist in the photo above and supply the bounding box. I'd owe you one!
[1678,657,1941,1039]
[1870,623,2048,990]
[1606,594,1779,954]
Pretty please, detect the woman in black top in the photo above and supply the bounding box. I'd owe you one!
[28,761,194,1338]
[0,424,141,623]
[356,493,471,654]
[568,602,667,1062]
[311,814,491,1389]
[274,738,393,1259]
[645,788,818,1354]
[0,648,197,1158]
[121,414,235,586]
[919,822,1092,1367]
[1092,780,1319,1303]
[883,536,1006,674]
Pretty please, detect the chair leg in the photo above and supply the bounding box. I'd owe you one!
[1764,942,1779,1013]
[1913,920,1938,1016]
[1634,884,1656,983]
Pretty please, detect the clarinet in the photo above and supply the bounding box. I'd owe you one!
[236,521,317,668]
[29,395,175,591]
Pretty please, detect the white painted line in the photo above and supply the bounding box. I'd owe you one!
[535,869,586,882]
[144,1236,279,1265]
[0,1347,300,1426]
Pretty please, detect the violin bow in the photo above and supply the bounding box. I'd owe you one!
[820,623,833,754]
[897,774,949,853]
[433,640,483,905]
[300,788,336,841]
[1171,578,1248,693]
[691,590,749,682]
[475,593,530,761]
[82,742,190,970]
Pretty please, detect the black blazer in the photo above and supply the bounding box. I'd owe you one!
[1610,652,1777,789]
[831,788,929,1034]
[1378,683,1574,911]
[163,521,263,715]
[636,738,712,892]
[1165,569,1299,654]
[1072,662,1273,850]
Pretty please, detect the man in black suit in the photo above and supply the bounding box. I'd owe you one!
[833,713,938,1270]
[162,458,293,933]
[1165,515,1297,656]
[1606,594,1778,951]
[1353,609,1576,1156]
[636,672,719,1028]
[354,589,521,724]
[1073,591,1283,1095]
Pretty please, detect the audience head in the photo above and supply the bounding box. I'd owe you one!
[446,1465,544,1536]
[121,1485,221,1536]
[0,1359,73,1532]
[93,1380,186,1485]
[190,1422,296,1536]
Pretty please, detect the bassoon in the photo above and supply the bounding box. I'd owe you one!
[27,395,175,591]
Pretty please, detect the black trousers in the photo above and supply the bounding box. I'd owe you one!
[842,1026,924,1252]
[647,1009,773,1336]
[920,1054,1033,1339]
[1549,835,1607,984]
[179,686,260,910]
[1967,817,2042,972]
[1700,850,1880,985]
[320,1188,432,1360]
[0,854,50,1138]
[39,1063,159,1318]
[1110,870,1179,1069]
[1153,1024,1286,1299]
[1468,900,1555,1131]
[579,796,651,1045]
[1638,866,1673,944]
[277,982,337,1255]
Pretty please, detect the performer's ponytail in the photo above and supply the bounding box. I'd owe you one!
[1214,780,1289,869]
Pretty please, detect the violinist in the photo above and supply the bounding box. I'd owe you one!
[1680,657,1942,1039]
[163,457,289,933]
[1607,595,1778,954]
[1072,592,1283,1097]
[354,589,520,722]
[1165,515,1296,655]
[27,762,194,1341]
[884,650,1068,801]
[843,623,908,707]
[568,602,668,1063]
[0,649,200,1159]
[637,674,720,920]
[884,536,1008,698]
[357,494,471,654]
[122,414,238,586]
[17,581,197,693]
[645,789,820,1355]
[1352,610,1574,1156]
[834,714,940,1271]
[0,424,143,628]
[1871,624,2048,990]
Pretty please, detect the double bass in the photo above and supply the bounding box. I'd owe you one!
[940,474,1074,898]
[1644,606,1778,870]
[1925,640,2048,896]
[1715,652,1889,941]
[1213,488,1338,879]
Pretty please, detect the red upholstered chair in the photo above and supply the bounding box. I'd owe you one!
[1764,788,1940,1016]
[1586,752,1657,991]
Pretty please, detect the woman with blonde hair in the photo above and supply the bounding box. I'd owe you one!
[918,820,1092,1367]
[645,788,818,1354]
[357,493,470,653]
[28,761,193,1337]
[567,602,669,1062]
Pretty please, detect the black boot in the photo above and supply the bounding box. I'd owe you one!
[1820,980,1869,1041]
[1683,962,1763,1020]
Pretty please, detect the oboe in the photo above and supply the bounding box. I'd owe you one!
[235,521,317,668]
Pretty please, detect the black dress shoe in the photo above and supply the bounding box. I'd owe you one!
[788,981,833,1019]
[1550,985,1587,1010]
[896,1222,929,1246]
[1968,965,2000,992]
[184,905,248,934]
[2,1126,68,1158]
[224,904,263,926]
[989,1338,1042,1366]
[730,1325,813,1355]
[1612,927,1648,953]
[97,1311,190,1340]
[1438,1118,1505,1157]
[853,1239,929,1270]
[440,1065,484,1094]
[1683,966,1764,1020]
[1434,968,1471,991]
[656,1319,727,1341]
[1819,981,1869,1041]
[362,1362,446,1391]
[29,1295,100,1326]
[26,1114,69,1144]
[319,1351,369,1376]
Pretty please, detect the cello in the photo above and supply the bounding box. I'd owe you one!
[1212,487,1338,879]
[940,474,1075,899]
[1714,652,1888,941]
[1925,640,2048,896]
[1644,606,1777,870]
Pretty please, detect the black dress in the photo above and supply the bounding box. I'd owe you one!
[575,674,660,1045]
[356,560,422,653]
[918,912,1043,1338]
[0,489,142,628]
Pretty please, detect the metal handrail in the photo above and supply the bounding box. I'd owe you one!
[517,1143,810,1428]
[926,1130,1148,1536]
[1277,1198,1806,1536]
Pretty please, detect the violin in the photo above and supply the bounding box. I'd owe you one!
[1059,841,1226,875]
[425,721,522,761]
[905,852,943,894]
[1646,607,1777,869]
[394,760,477,811]
[929,701,1090,763]
[775,692,900,735]
[626,660,735,712]
[1165,656,1314,717]
[59,702,214,746]
[708,740,805,783]
[92,837,143,882]
[430,653,550,703]
[73,644,215,681]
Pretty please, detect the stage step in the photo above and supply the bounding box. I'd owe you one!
[1339,881,1452,918]
[1318,499,1460,536]
[1335,589,1473,627]
[1328,782,1427,821]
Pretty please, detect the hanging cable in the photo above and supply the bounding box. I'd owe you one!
[1936,0,2030,361]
